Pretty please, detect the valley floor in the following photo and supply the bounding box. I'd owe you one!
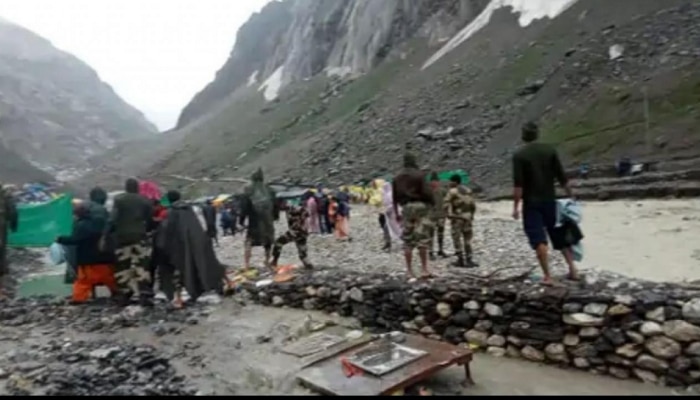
[2,199,699,395]
[222,200,700,284]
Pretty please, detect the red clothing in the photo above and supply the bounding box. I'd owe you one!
[153,205,168,222]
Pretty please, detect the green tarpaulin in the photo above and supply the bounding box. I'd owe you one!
[8,195,74,248]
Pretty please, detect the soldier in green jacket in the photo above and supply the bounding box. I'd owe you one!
[444,174,478,268]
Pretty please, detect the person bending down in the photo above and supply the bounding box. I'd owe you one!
[271,204,314,270]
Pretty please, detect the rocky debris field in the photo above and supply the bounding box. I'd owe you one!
[0,340,196,396]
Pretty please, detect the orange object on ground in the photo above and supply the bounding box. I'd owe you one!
[72,264,118,303]
[340,357,363,378]
[273,264,298,283]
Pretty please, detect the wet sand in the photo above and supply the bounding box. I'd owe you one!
[481,200,700,283]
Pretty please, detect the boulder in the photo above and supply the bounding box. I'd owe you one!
[633,368,658,383]
[573,357,590,369]
[685,342,700,356]
[583,303,608,317]
[616,343,643,358]
[608,304,633,316]
[640,321,663,336]
[635,354,669,372]
[484,303,503,317]
[486,335,506,347]
[544,343,569,363]
[521,345,545,362]
[436,302,452,318]
[645,307,665,323]
[645,336,682,359]
[487,346,506,357]
[464,300,480,310]
[563,313,604,327]
[682,299,700,323]
[663,320,700,342]
[580,327,600,338]
[464,330,489,347]
[563,334,580,347]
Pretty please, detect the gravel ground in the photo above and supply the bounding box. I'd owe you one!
[215,200,700,284]
[216,203,567,281]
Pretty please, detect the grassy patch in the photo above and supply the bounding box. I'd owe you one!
[541,71,700,160]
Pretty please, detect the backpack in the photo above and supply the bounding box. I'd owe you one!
[250,185,273,217]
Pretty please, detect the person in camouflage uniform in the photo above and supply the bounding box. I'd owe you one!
[0,184,19,277]
[444,174,478,268]
[392,152,435,280]
[109,178,154,306]
[428,172,448,260]
[271,203,313,269]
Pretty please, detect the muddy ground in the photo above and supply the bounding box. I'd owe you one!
[2,200,699,395]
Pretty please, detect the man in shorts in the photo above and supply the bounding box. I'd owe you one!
[512,121,578,285]
[392,152,435,280]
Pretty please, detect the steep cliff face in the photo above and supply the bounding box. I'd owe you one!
[177,0,490,128]
[0,19,158,181]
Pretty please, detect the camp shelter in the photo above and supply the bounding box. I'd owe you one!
[8,195,73,248]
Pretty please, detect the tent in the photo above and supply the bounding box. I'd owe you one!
[8,195,74,248]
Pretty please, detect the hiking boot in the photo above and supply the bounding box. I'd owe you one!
[437,250,448,258]
[139,295,155,308]
[451,254,466,268]
[113,293,131,307]
[303,263,314,270]
[429,252,437,261]
[465,256,479,269]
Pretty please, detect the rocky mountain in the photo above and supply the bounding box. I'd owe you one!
[0,18,158,183]
[177,0,491,128]
[85,0,700,197]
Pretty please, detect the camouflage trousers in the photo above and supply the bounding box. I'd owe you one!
[428,215,445,252]
[401,202,434,250]
[272,231,311,268]
[450,217,474,257]
[114,239,152,297]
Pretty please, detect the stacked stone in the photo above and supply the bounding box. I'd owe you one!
[242,271,700,388]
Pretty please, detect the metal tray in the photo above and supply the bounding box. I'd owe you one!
[346,341,427,376]
[281,333,347,358]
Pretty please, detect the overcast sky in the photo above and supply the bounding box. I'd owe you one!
[1,0,270,131]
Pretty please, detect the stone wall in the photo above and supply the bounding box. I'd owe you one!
[241,271,700,388]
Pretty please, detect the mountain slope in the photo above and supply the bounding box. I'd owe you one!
[177,0,491,128]
[0,18,158,182]
[107,0,699,197]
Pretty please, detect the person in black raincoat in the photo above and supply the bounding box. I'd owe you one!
[157,190,228,308]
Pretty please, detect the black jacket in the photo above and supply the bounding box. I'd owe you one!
[58,209,115,266]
